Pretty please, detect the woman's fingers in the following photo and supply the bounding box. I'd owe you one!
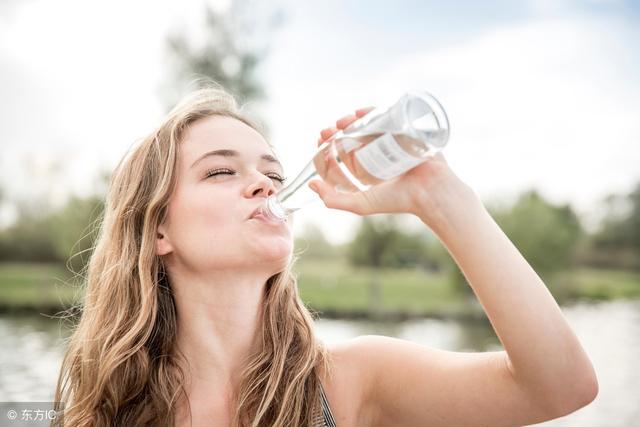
[317,106,377,145]
[336,106,375,128]
[308,179,371,216]
[319,126,338,143]
[336,114,357,129]
[355,106,376,117]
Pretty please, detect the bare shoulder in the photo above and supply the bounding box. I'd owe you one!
[322,336,382,427]
[322,335,436,426]
[323,335,437,427]
[324,334,585,427]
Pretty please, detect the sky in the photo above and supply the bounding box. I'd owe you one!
[1,0,639,244]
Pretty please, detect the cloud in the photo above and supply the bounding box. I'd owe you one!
[528,0,626,16]
[264,12,640,242]
[0,0,172,202]
[367,15,640,230]
[2,0,638,241]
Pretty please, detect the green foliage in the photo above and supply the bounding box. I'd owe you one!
[294,258,467,315]
[3,259,639,314]
[560,268,640,301]
[490,190,585,275]
[442,190,586,297]
[0,195,103,269]
[346,215,440,269]
[49,195,104,271]
[0,262,79,309]
[626,184,640,251]
[0,211,59,262]
[380,231,425,268]
[348,216,395,268]
[345,216,444,312]
[588,182,640,270]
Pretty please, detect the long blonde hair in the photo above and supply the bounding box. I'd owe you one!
[54,83,332,426]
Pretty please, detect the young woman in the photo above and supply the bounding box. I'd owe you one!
[54,85,597,426]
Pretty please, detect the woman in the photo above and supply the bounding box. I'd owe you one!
[54,84,598,426]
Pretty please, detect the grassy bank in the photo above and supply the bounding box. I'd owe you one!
[1,261,639,318]
[0,263,79,313]
[560,268,640,300]
[293,259,478,319]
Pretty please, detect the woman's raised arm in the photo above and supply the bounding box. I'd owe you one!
[310,110,598,426]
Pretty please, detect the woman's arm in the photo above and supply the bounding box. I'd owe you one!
[336,172,597,427]
[417,170,599,414]
[310,111,598,426]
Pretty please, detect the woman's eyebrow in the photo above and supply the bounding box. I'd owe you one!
[190,149,283,170]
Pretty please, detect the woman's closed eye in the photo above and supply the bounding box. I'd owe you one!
[204,168,287,184]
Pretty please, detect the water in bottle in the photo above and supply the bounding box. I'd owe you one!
[260,91,450,222]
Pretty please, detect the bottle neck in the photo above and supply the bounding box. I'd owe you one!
[275,141,329,204]
[262,141,330,221]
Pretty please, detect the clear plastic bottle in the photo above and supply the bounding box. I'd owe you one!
[260,91,450,222]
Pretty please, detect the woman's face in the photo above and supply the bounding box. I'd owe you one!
[157,115,293,276]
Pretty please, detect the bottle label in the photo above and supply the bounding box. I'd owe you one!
[340,137,361,153]
[354,133,424,180]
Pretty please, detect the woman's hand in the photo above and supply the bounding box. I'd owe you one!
[308,108,480,234]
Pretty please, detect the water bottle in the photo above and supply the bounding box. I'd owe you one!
[259,91,450,222]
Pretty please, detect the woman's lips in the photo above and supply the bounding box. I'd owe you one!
[249,207,288,225]
[249,206,264,220]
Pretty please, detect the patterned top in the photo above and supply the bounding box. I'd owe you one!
[312,382,337,427]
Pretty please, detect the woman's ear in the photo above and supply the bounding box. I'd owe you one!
[156,225,173,256]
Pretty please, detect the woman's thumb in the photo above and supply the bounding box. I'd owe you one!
[308,179,368,215]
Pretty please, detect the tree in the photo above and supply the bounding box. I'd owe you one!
[347,216,398,314]
[0,184,5,228]
[587,181,640,270]
[347,215,441,270]
[162,0,284,121]
[348,216,400,268]
[49,195,104,272]
[0,210,59,262]
[347,215,442,314]
[0,194,103,268]
[445,190,586,299]
[495,191,584,274]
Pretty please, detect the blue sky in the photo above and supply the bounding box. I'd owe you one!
[1,0,639,243]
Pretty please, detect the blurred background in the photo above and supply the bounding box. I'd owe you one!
[1,0,639,425]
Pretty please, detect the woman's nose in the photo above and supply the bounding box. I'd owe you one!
[245,173,277,198]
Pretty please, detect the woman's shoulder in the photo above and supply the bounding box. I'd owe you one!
[322,336,387,427]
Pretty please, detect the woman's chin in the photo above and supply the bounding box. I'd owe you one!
[250,238,293,263]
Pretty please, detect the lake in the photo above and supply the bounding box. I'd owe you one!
[1,299,638,426]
